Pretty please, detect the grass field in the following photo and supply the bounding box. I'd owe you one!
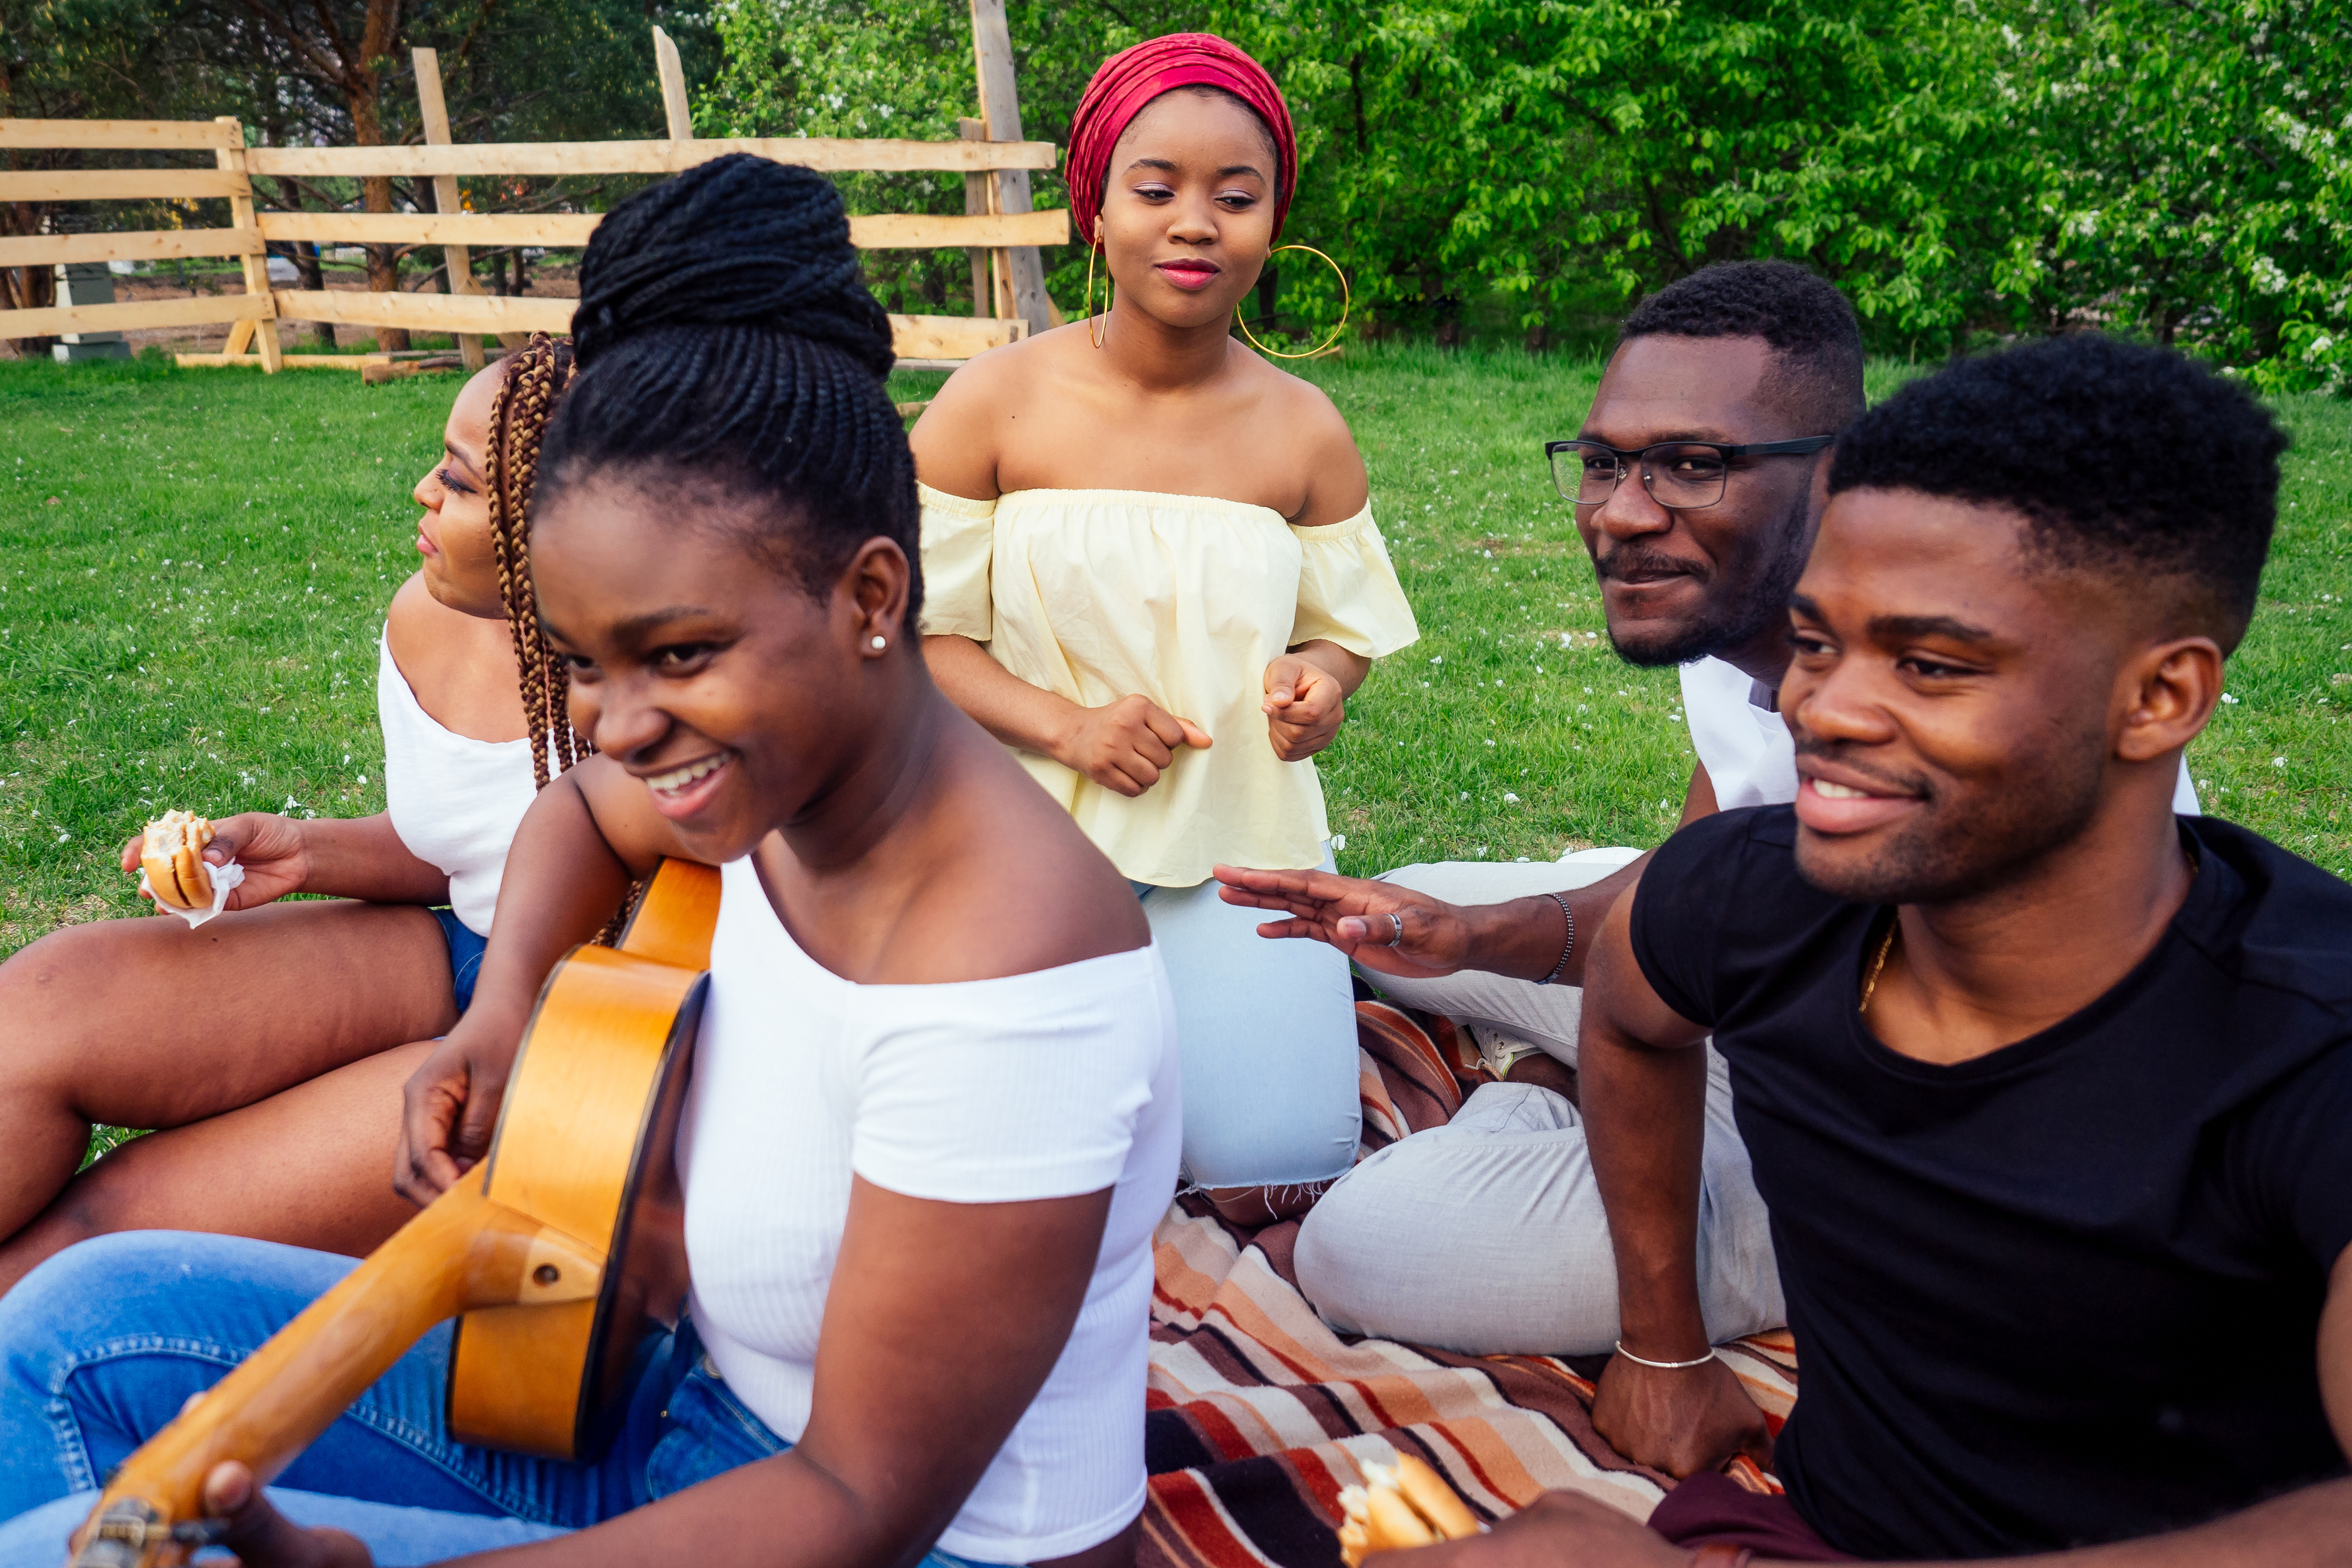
[3,345,2348,973]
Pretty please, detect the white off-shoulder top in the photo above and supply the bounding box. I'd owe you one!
[918,484,1419,886]
[679,855,1182,1561]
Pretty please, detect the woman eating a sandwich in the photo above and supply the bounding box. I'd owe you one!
[0,334,582,1292]
[0,153,1178,1568]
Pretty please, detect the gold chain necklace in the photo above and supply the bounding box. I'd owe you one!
[1858,916,1900,1014]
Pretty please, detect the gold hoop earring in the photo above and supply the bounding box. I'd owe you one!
[1235,243,1351,360]
[1085,227,1109,350]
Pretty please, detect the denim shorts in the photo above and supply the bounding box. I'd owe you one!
[430,908,489,1015]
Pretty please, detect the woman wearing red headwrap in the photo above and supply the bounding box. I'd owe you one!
[913,34,1418,1224]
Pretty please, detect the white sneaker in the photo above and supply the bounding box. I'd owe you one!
[1469,1022,1550,1080]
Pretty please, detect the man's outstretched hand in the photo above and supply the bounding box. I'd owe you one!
[1213,864,1474,981]
[1591,1353,1775,1480]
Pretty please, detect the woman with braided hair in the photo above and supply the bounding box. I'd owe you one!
[0,152,1175,1568]
[485,336,594,790]
[0,340,583,1294]
[914,34,1418,1222]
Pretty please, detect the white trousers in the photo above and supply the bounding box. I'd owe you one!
[1140,854,1362,1191]
[1292,853,1784,1357]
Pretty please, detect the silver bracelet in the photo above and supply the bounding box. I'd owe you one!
[1614,1339,1717,1370]
[1538,892,1574,986]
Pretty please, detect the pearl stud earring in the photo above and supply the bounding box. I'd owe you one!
[870,635,888,651]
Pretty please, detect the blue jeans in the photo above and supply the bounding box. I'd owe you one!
[0,1233,1002,1567]
[430,908,488,1015]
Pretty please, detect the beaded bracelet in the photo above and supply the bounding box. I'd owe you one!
[1537,892,1575,986]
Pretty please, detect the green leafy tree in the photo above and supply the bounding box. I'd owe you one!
[661,0,2352,387]
[703,0,1192,317]
[1979,0,2350,391]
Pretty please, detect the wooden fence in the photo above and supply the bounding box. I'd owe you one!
[0,12,1065,373]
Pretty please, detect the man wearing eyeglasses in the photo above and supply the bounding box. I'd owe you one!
[1362,333,2351,1568]
[1214,262,2196,1366]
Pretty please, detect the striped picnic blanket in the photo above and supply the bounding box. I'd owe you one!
[1139,1003,1798,1568]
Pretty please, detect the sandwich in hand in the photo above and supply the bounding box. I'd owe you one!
[1337,1454,1483,1564]
[141,810,218,910]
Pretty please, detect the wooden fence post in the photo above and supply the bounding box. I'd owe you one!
[654,29,693,142]
[958,118,991,320]
[1,118,1058,370]
[968,0,1050,335]
[413,49,486,371]
[214,117,281,371]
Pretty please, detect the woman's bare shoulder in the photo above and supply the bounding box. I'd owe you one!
[878,718,1150,984]
[910,328,1089,500]
[383,572,448,673]
[1249,360,1368,525]
[385,572,529,740]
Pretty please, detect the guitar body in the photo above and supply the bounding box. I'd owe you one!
[447,857,717,1459]
[69,859,721,1568]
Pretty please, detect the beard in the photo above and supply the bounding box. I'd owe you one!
[1600,492,1813,669]
[1791,722,2110,907]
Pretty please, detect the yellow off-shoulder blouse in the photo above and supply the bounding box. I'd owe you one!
[919,484,1420,887]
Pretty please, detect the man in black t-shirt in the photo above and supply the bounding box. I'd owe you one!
[1401,336,2352,1564]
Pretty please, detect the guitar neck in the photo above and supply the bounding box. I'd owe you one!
[76,1180,596,1565]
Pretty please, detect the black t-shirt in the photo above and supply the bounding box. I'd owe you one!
[1630,808,2352,1560]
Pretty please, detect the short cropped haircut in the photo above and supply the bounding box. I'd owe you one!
[1620,261,1866,431]
[1829,334,2288,648]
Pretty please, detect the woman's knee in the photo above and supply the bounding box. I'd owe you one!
[1180,1081,1358,1190]
[0,1233,136,1366]
[1294,1119,1629,1354]
[0,923,132,1093]
[0,1138,176,1276]
[1172,1004,1361,1186]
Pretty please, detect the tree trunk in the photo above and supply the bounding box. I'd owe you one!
[1,201,58,355]
[298,242,335,349]
[352,0,409,350]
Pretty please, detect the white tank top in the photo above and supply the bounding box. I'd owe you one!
[1677,654,2201,814]
[678,855,1182,1562]
[376,631,541,935]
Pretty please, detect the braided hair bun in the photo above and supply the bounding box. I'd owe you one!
[571,154,893,376]
[543,154,918,613]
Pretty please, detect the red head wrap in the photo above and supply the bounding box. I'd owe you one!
[1064,33,1297,246]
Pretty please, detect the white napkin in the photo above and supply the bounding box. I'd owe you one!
[139,859,246,929]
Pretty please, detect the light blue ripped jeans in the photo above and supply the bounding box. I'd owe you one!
[1135,849,1361,1192]
[0,1232,1006,1567]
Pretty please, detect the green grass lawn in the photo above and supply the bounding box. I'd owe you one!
[3,344,2348,977]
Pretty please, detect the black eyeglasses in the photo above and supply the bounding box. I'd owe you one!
[1544,436,1835,509]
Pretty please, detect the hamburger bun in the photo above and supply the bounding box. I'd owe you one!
[1336,1455,1482,1564]
[140,810,217,910]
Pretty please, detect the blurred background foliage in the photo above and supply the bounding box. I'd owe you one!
[702,0,2349,389]
[0,0,717,324]
[0,0,2343,390]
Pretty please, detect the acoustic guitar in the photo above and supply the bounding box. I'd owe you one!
[70,857,722,1568]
